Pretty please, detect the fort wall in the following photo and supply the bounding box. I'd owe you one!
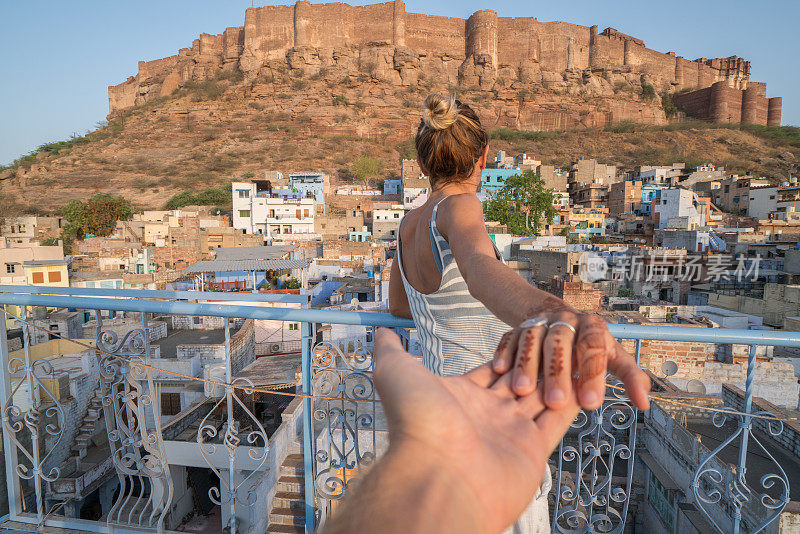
[673,80,781,126]
[107,0,781,127]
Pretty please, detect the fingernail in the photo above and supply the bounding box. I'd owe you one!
[547,388,566,405]
[581,390,599,407]
[514,375,531,391]
[493,359,507,372]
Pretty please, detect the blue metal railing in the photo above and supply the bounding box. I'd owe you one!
[0,285,797,533]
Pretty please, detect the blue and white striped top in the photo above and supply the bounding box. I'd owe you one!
[396,197,510,376]
[396,196,552,533]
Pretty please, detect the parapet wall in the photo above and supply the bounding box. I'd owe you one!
[108,0,779,124]
[674,80,782,126]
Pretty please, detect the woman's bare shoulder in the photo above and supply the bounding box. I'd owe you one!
[437,193,483,224]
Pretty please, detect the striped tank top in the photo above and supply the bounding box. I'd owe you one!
[396,195,552,533]
[396,197,510,376]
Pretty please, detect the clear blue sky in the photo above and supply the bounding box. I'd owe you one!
[1,0,797,166]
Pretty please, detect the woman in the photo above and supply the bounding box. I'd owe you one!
[389,94,650,532]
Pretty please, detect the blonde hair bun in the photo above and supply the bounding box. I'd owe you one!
[422,93,459,130]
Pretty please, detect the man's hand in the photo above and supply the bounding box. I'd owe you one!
[334,328,581,534]
[492,310,651,412]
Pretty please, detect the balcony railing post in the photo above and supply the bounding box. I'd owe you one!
[301,320,314,534]
[0,309,23,520]
[733,344,758,534]
[224,318,237,534]
[19,306,44,523]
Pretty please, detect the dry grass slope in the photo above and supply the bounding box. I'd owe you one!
[1,73,798,215]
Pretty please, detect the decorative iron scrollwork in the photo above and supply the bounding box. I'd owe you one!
[96,327,173,531]
[552,379,637,534]
[311,341,376,500]
[2,311,65,523]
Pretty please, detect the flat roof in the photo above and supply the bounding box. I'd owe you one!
[235,353,301,391]
[23,260,66,266]
[155,328,227,359]
[183,258,308,274]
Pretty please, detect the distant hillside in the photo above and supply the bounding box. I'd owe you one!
[1,74,798,215]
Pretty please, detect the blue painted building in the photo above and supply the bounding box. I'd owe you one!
[637,184,664,216]
[289,172,326,205]
[481,168,522,194]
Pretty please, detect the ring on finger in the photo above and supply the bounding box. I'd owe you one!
[519,317,548,329]
[548,321,577,335]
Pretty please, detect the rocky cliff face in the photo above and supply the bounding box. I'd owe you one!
[108,0,759,131]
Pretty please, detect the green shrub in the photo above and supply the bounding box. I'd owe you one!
[164,184,232,210]
[489,128,560,142]
[604,120,638,133]
[641,83,656,100]
[183,80,225,101]
[332,94,349,106]
[396,137,416,160]
[661,93,678,118]
[351,155,384,182]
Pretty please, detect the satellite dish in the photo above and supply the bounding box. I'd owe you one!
[687,379,707,395]
[661,360,678,377]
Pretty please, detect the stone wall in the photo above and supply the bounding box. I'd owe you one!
[674,80,782,126]
[108,0,771,128]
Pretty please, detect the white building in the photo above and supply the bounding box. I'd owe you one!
[652,189,705,230]
[552,191,570,208]
[402,177,430,210]
[747,186,778,220]
[372,203,405,241]
[232,182,315,240]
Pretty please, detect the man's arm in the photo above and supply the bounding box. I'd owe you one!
[322,329,581,534]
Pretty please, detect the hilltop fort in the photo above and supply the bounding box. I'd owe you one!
[109,0,781,128]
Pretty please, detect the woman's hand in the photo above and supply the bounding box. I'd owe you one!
[492,310,651,411]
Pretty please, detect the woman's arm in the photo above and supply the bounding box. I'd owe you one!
[389,256,413,319]
[437,194,650,411]
[436,194,569,324]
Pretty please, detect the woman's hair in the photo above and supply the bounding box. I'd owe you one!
[415,94,488,188]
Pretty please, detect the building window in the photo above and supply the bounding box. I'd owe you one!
[161,393,181,416]
[48,271,61,283]
[647,470,675,530]
[239,210,250,218]
[289,323,298,330]
[304,209,309,217]
[394,213,400,218]
[193,316,202,325]
[5,263,16,274]
[237,190,250,198]
[31,272,44,284]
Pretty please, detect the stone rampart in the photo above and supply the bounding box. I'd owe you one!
[108,0,778,127]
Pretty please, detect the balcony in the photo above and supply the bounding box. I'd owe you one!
[0,286,799,533]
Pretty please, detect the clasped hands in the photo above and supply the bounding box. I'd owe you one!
[359,320,651,534]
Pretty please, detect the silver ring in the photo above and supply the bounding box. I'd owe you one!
[548,321,577,335]
[519,317,548,329]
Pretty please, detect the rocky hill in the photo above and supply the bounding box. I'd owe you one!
[1,0,797,214]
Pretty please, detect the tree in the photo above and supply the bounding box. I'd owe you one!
[61,194,132,239]
[483,171,556,235]
[351,155,384,186]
